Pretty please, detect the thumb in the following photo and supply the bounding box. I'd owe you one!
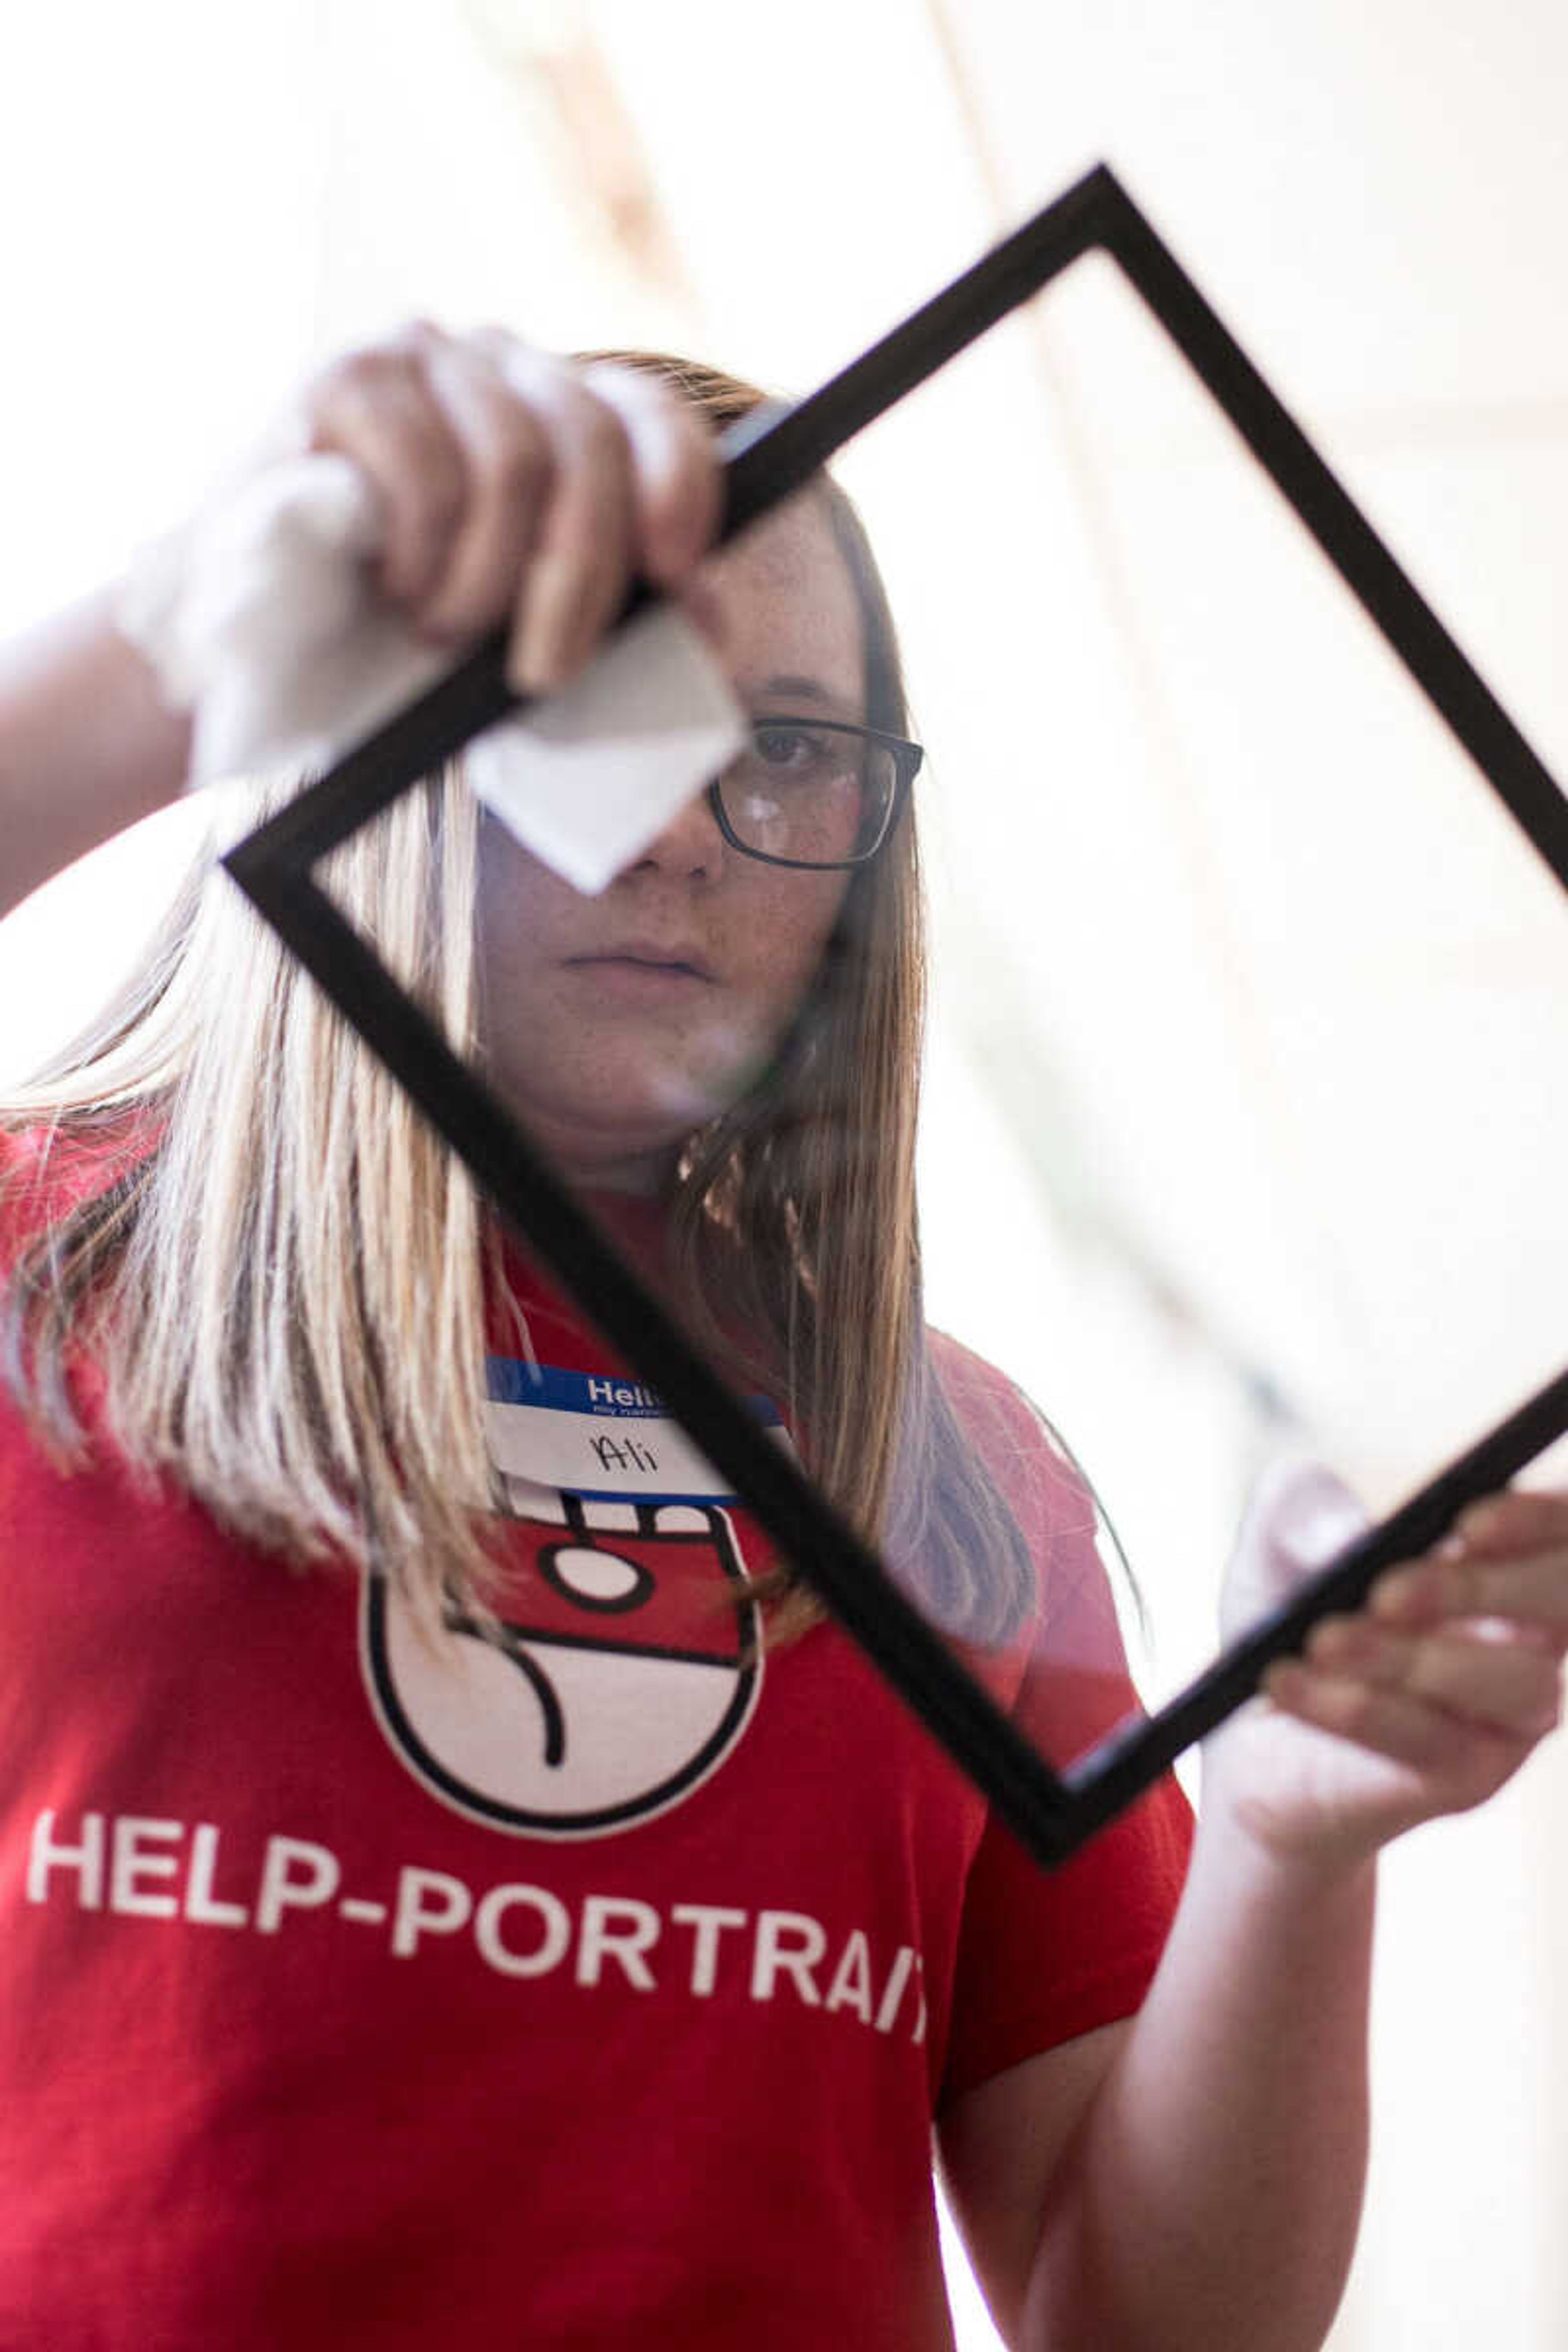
[1221,1456,1371,1639]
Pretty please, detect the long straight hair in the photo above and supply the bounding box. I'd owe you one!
[0,356,1033,1644]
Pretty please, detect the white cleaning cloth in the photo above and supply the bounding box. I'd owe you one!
[114,452,746,896]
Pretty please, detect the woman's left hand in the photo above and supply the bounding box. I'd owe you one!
[1205,1461,1568,1872]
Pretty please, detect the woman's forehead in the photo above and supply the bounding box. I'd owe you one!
[687,492,865,707]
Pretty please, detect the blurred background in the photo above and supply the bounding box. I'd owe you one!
[2,3,1566,2342]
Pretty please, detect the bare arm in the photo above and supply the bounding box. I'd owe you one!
[0,589,193,920]
[940,1823,1374,2352]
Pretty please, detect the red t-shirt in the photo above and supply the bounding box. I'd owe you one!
[0,1129,1192,2348]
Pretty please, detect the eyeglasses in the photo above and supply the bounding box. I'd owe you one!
[707,716,924,871]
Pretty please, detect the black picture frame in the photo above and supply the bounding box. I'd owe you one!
[223,163,1568,1866]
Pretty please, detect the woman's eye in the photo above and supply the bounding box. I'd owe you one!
[753,725,825,770]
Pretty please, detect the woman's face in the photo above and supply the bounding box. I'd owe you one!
[475,494,865,1193]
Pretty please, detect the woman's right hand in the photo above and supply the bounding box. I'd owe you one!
[0,327,725,922]
[295,324,724,696]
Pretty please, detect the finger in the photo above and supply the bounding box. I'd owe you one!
[412,339,556,643]
[580,362,724,586]
[1441,1613,1568,1658]
[1219,1457,1370,1642]
[1310,1608,1560,1665]
[1372,1546,1568,1635]
[1305,1615,1564,1738]
[1450,1488,1568,1557]
[501,363,640,693]
[1262,1660,1545,1774]
[303,333,468,608]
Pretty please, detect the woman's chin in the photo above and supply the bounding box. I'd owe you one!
[490,1086,721,1194]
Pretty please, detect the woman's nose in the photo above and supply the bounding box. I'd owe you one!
[630,785,727,880]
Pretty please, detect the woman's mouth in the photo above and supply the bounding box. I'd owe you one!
[564,944,716,995]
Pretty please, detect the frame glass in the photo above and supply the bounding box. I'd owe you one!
[222,163,1568,1866]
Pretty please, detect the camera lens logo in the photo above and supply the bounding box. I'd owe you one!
[362,1496,763,1838]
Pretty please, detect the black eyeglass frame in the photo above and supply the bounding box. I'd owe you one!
[708,715,924,869]
[222,163,1568,1869]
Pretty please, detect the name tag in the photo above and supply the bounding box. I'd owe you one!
[483,1359,789,1503]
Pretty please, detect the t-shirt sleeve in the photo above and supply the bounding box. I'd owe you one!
[934,1343,1194,2107]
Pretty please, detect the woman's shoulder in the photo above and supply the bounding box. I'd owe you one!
[0,1109,161,1265]
[926,1325,1094,1543]
[0,1121,53,1269]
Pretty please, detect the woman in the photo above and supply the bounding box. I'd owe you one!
[0,326,1564,2351]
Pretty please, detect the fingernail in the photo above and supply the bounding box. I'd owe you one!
[508,557,581,695]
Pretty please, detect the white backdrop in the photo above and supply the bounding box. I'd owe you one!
[2,5,1566,2343]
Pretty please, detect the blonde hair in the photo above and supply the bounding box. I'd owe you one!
[0,356,1033,1644]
